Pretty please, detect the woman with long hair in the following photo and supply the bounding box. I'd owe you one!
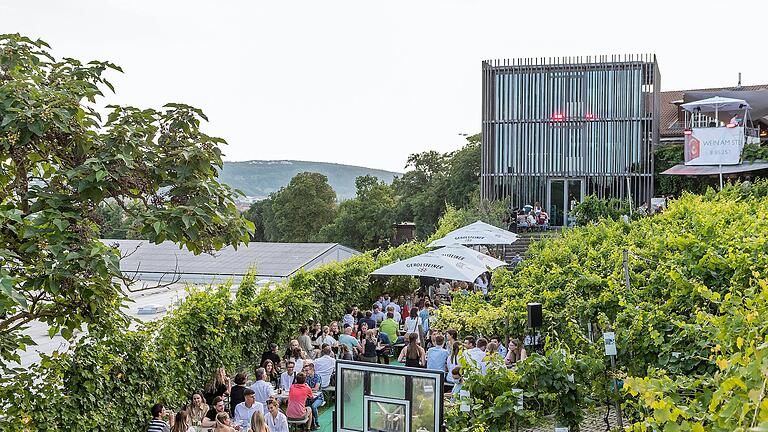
[398,332,425,368]
[404,307,423,345]
[329,321,340,339]
[359,329,378,363]
[338,343,353,361]
[262,359,279,387]
[504,338,528,366]
[187,391,209,426]
[204,367,231,405]
[250,410,270,432]
[213,412,236,432]
[311,321,323,340]
[446,340,461,384]
[356,321,369,344]
[171,410,195,432]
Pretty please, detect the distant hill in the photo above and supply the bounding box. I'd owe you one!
[219,160,401,201]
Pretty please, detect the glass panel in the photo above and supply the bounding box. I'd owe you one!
[341,369,365,431]
[549,180,565,226]
[411,376,437,432]
[566,180,583,227]
[368,400,407,432]
[370,373,406,399]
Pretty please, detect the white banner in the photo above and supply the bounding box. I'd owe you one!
[684,127,744,166]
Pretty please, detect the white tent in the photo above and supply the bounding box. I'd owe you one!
[370,252,487,282]
[432,244,507,270]
[427,222,518,248]
[681,96,750,113]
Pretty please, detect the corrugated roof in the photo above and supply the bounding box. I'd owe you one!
[660,85,768,138]
[102,240,359,280]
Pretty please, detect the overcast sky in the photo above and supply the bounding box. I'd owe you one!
[4,1,767,172]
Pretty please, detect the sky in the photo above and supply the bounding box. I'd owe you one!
[3,0,768,172]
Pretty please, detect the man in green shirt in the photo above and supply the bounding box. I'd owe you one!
[379,312,402,344]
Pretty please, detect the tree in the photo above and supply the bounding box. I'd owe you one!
[392,136,481,238]
[270,172,336,242]
[318,175,397,250]
[0,35,253,367]
[242,197,278,242]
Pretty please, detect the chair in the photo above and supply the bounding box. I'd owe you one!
[287,417,309,431]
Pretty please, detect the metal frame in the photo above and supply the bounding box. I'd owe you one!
[334,359,444,432]
[481,54,661,220]
[363,396,411,432]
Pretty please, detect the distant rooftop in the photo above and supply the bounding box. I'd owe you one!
[660,84,768,138]
[103,240,360,284]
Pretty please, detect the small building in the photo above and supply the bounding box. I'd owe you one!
[660,84,768,145]
[481,55,660,226]
[104,240,360,284]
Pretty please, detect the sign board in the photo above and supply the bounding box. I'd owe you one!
[684,127,744,165]
[555,427,569,432]
[511,388,523,411]
[603,332,617,356]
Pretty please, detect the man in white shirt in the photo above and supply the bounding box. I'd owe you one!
[233,389,264,428]
[313,346,337,388]
[279,361,297,392]
[462,336,487,374]
[249,367,273,413]
[265,399,289,432]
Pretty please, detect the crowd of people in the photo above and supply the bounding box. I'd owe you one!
[146,289,529,432]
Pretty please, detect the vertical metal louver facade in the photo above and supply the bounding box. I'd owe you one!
[481,55,660,225]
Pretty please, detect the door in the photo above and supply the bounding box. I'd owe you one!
[548,179,583,226]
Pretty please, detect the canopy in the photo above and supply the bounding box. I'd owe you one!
[370,252,487,282]
[681,96,750,113]
[432,244,507,270]
[661,161,768,176]
[427,221,518,248]
[685,90,768,119]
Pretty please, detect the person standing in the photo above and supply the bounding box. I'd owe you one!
[426,335,450,373]
[398,333,426,368]
[298,326,315,359]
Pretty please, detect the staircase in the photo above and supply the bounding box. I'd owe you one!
[499,230,560,266]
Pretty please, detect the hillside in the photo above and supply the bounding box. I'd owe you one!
[218,160,401,201]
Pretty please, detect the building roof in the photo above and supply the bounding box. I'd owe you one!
[660,84,768,138]
[102,240,360,283]
[661,160,768,176]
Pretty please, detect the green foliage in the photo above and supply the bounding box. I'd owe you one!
[393,137,481,238]
[242,197,278,242]
[569,194,631,226]
[316,175,397,250]
[270,172,337,242]
[0,239,427,431]
[440,180,768,431]
[0,34,252,367]
[654,143,718,196]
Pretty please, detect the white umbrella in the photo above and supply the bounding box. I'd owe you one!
[370,252,487,282]
[433,244,507,270]
[427,224,518,248]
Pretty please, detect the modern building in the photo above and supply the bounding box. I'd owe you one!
[481,55,661,226]
[104,239,360,284]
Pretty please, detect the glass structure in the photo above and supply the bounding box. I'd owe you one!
[335,360,443,432]
[481,55,660,225]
